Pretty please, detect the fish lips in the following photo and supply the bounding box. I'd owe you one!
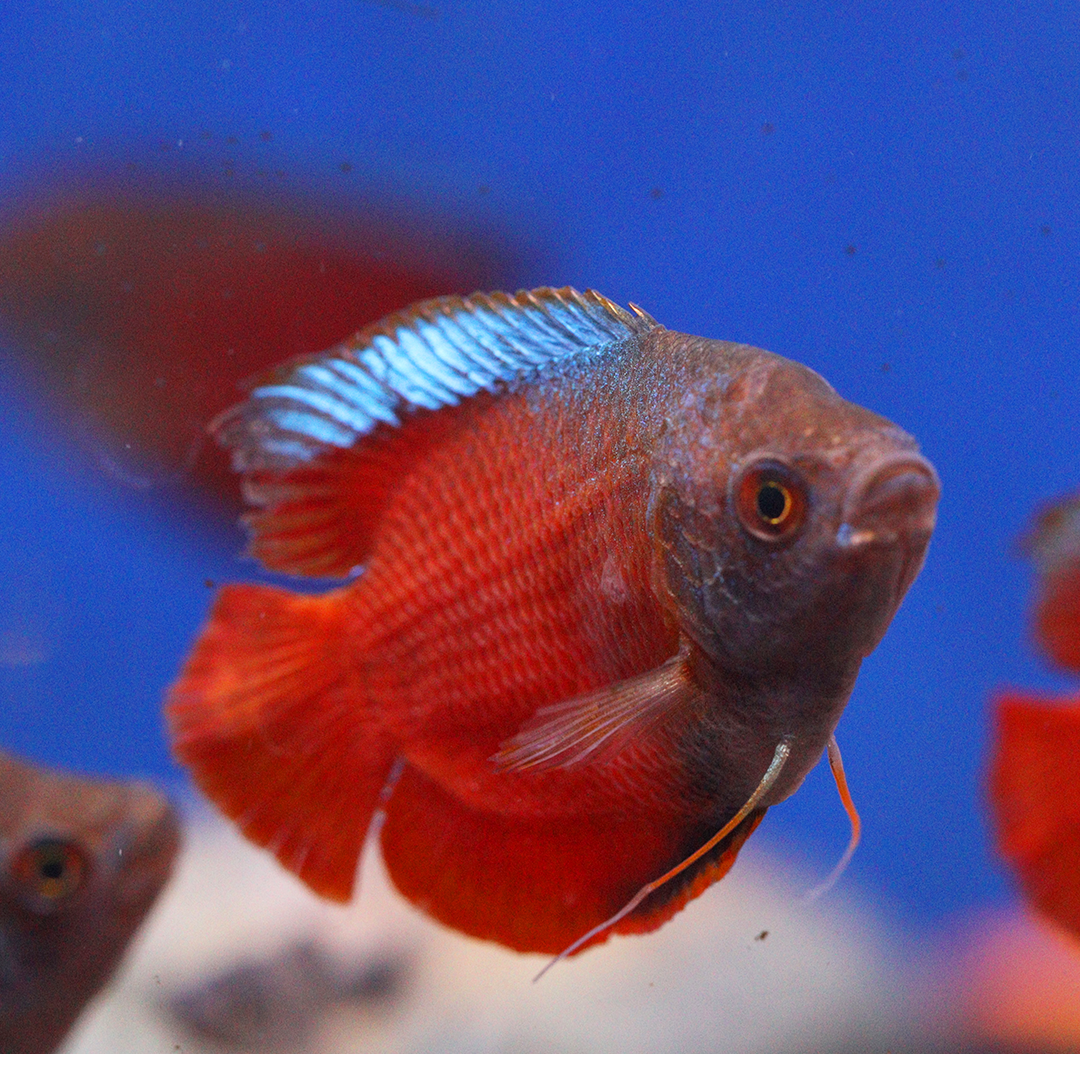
[836,453,940,639]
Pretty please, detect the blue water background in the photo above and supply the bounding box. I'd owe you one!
[1,0,1078,933]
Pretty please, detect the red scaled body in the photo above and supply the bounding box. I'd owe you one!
[169,288,938,955]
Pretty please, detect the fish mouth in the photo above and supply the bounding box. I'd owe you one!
[831,453,940,655]
[839,453,940,550]
[838,453,939,605]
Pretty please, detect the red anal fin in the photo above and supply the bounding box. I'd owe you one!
[166,584,394,900]
[628,810,765,932]
[991,691,1080,940]
[378,764,764,956]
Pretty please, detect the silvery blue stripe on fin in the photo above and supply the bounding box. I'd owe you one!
[211,287,659,473]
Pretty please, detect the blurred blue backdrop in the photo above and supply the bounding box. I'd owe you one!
[1,0,1078,933]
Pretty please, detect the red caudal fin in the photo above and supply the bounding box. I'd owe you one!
[990,691,1080,939]
[166,585,396,901]
[378,764,764,956]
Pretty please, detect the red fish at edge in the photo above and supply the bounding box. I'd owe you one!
[1022,493,1080,673]
[992,492,1080,940]
[167,288,939,956]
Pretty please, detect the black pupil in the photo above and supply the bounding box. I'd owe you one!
[39,856,65,880]
[757,482,788,522]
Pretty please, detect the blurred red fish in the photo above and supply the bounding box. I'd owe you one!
[167,288,939,956]
[0,749,180,1052]
[0,180,505,507]
[991,693,1080,938]
[1022,493,1080,672]
[992,491,1080,941]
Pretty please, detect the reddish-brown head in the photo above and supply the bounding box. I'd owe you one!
[651,336,939,679]
[0,752,180,1053]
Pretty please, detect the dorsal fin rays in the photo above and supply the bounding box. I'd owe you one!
[212,287,658,477]
[208,289,658,577]
[420,312,512,382]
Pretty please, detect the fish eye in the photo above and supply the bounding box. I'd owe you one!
[11,838,88,905]
[735,460,808,542]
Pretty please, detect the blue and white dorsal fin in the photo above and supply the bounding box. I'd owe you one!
[210,288,658,578]
[213,287,658,474]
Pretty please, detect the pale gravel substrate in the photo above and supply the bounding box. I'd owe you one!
[63,802,917,1053]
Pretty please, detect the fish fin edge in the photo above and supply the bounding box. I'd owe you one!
[622,808,766,936]
[236,405,459,577]
[214,287,654,578]
[991,690,1080,939]
[166,584,395,900]
[379,765,757,956]
[212,286,654,475]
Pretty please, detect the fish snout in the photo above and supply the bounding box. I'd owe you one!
[840,454,940,549]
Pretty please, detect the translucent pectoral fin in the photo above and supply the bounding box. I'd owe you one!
[491,648,694,772]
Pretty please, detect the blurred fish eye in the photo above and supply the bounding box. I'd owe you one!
[11,838,88,905]
[735,460,808,542]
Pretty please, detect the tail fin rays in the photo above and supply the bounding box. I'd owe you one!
[166,584,393,901]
